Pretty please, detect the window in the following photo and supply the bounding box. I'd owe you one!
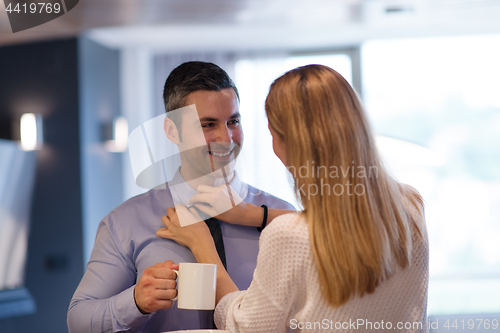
[362,35,500,315]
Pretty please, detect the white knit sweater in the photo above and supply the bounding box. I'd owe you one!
[214,212,429,333]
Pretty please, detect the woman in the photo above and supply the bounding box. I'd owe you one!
[158,65,429,332]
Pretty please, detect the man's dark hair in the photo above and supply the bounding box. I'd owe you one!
[163,61,239,121]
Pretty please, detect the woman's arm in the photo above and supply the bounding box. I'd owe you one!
[220,202,294,228]
[188,184,295,227]
[156,206,239,304]
[214,214,307,332]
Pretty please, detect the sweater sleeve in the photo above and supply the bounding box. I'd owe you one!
[67,213,149,333]
[214,213,308,332]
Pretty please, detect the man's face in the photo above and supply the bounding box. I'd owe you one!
[177,88,243,181]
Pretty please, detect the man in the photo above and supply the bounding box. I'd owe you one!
[67,61,294,332]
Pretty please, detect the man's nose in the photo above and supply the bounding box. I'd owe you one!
[214,125,232,143]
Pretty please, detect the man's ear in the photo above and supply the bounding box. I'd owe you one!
[164,117,181,144]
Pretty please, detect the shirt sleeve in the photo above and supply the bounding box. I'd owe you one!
[214,214,307,333]
[67,212,149,333]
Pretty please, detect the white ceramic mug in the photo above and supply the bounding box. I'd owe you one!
[173,263,217,310]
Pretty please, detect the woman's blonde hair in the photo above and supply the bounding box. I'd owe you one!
[265,65,424,307]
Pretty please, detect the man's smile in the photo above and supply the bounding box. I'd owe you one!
[209,149,233,157]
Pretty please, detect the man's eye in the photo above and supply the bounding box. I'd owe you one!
[229,119,240,125]
[202,123,215,128]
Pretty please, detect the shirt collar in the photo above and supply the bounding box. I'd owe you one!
[168,168,248,207]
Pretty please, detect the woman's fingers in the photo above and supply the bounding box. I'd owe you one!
[188,193,215,206]
[166,207,179,224]
[156,227,171,239]
[175,204,204,226]
[193,203,218,217]
[161,215,170,227]
[158,211,181,239]
[187,206,202,219]
[159,204,205,238]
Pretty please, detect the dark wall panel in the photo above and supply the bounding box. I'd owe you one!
[0,38,83,333]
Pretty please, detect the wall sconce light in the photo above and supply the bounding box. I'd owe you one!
[0,113,42,150]
[20,113,43,151]
[102,117,128,153]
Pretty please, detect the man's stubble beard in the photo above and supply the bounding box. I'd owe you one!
[179,144,241,183]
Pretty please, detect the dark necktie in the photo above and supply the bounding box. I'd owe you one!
[202,217,226,330]
[204,217,227,271]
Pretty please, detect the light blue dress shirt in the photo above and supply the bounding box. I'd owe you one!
[68,172,294,333]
